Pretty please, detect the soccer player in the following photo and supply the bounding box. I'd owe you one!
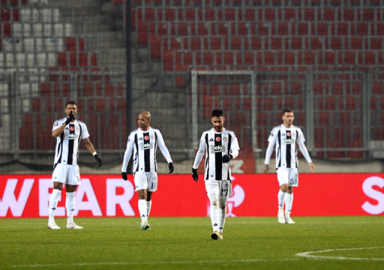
[121,111,174,230]
[263,109,315,224]
[48,101,102,230]
[192,109,240,240]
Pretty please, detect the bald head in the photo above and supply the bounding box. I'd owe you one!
[138,111,151,131]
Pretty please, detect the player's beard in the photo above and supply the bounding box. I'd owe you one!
[214,126,223,132]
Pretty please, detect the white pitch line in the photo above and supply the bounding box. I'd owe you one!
[296,247,384,261]
[0,258,300,268]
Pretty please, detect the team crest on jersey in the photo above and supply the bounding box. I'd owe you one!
[210,145,226,153]
[145,136,149,140]
[216,137,221,142]
[223,137,227,142]
[54,122,59,127]
[151,136,154,140]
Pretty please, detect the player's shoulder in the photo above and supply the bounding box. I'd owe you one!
[225,129,237,137]
[201,129,212,136]
[292,125,303,132]
[129,129,139,137]
[271,125,283,133]
[53,118,65,126]
[77,120,87,128]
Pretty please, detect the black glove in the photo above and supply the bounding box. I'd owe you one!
[65,111,75,125]
[192,168,198,182]
[168,162,174,173]
[122,172,127,181]
[222,154,233,163]
[94,154,102,167]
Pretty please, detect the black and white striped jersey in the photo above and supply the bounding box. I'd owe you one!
[193,128,240,181]
[121,127,172,173]
[52,118,89,167]
[264,124,312,169]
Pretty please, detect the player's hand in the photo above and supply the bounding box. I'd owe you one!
[192,168,198,182]
[94,154,102,167]
[122,172,128,181]
[65,111,75,125]
[168,162,174,173]
[309,162,315,173]
[263,164,269,173]
[222,154,233,163]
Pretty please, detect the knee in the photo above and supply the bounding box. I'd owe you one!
[210,199,219,207]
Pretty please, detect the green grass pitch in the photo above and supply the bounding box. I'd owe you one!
[0,216,383,270]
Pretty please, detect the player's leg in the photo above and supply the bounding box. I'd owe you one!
[217,180,231,239]
[277,168,289,224]
[146,172,158,220]
[66,165,82,229]
[135,172,150,230]
[205,180,221,239]
[48,164,65,229]
[284,169,298,224]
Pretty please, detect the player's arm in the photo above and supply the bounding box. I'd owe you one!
[156,131,174,173]
[222,134,240,163]
[82,137,102,167]
[191,134,206,181]
[297,132,315,173]
[264,129,277,173]
[121,133,134,180]
[52,112,75,138]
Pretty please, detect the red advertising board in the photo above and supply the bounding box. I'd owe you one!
[1,173,384,218]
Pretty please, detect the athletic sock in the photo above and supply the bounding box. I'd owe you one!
[218,206,226,234]
[48,189,61,223]
[146,200,152,218]
[278,190,285,211]
[66,192,76,224]
[210,201,220,232]
[138,199,147,222]
[284,193,294,214]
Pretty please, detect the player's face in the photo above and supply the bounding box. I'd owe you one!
[65,104,78,118]
[138,114,150,130]
[211,116,225,132]
[282,112,294,127]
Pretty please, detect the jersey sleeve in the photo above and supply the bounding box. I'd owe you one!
[192,133,207,169]
[230,132,240,159]
[81,123,90,139]
[156,130,173,163]
[52,119,64,131]
[264,127,278,165]
[121,132,135,173]
[297,128,312,163]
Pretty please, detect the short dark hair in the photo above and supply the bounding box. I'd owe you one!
[65,101,77,108]
[282,109,293,115]
[211,109,224,118]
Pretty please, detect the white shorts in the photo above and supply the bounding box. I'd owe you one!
[277,168,299,187]
[134,172,158,192]
[52,164,81,186]
[205,179,233,202]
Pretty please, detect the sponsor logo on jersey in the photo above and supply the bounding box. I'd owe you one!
[209,138,214,141]
[66,134,76,140]
[285,139,294,144]
[140,143,153,150]
[210,145,226,153]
